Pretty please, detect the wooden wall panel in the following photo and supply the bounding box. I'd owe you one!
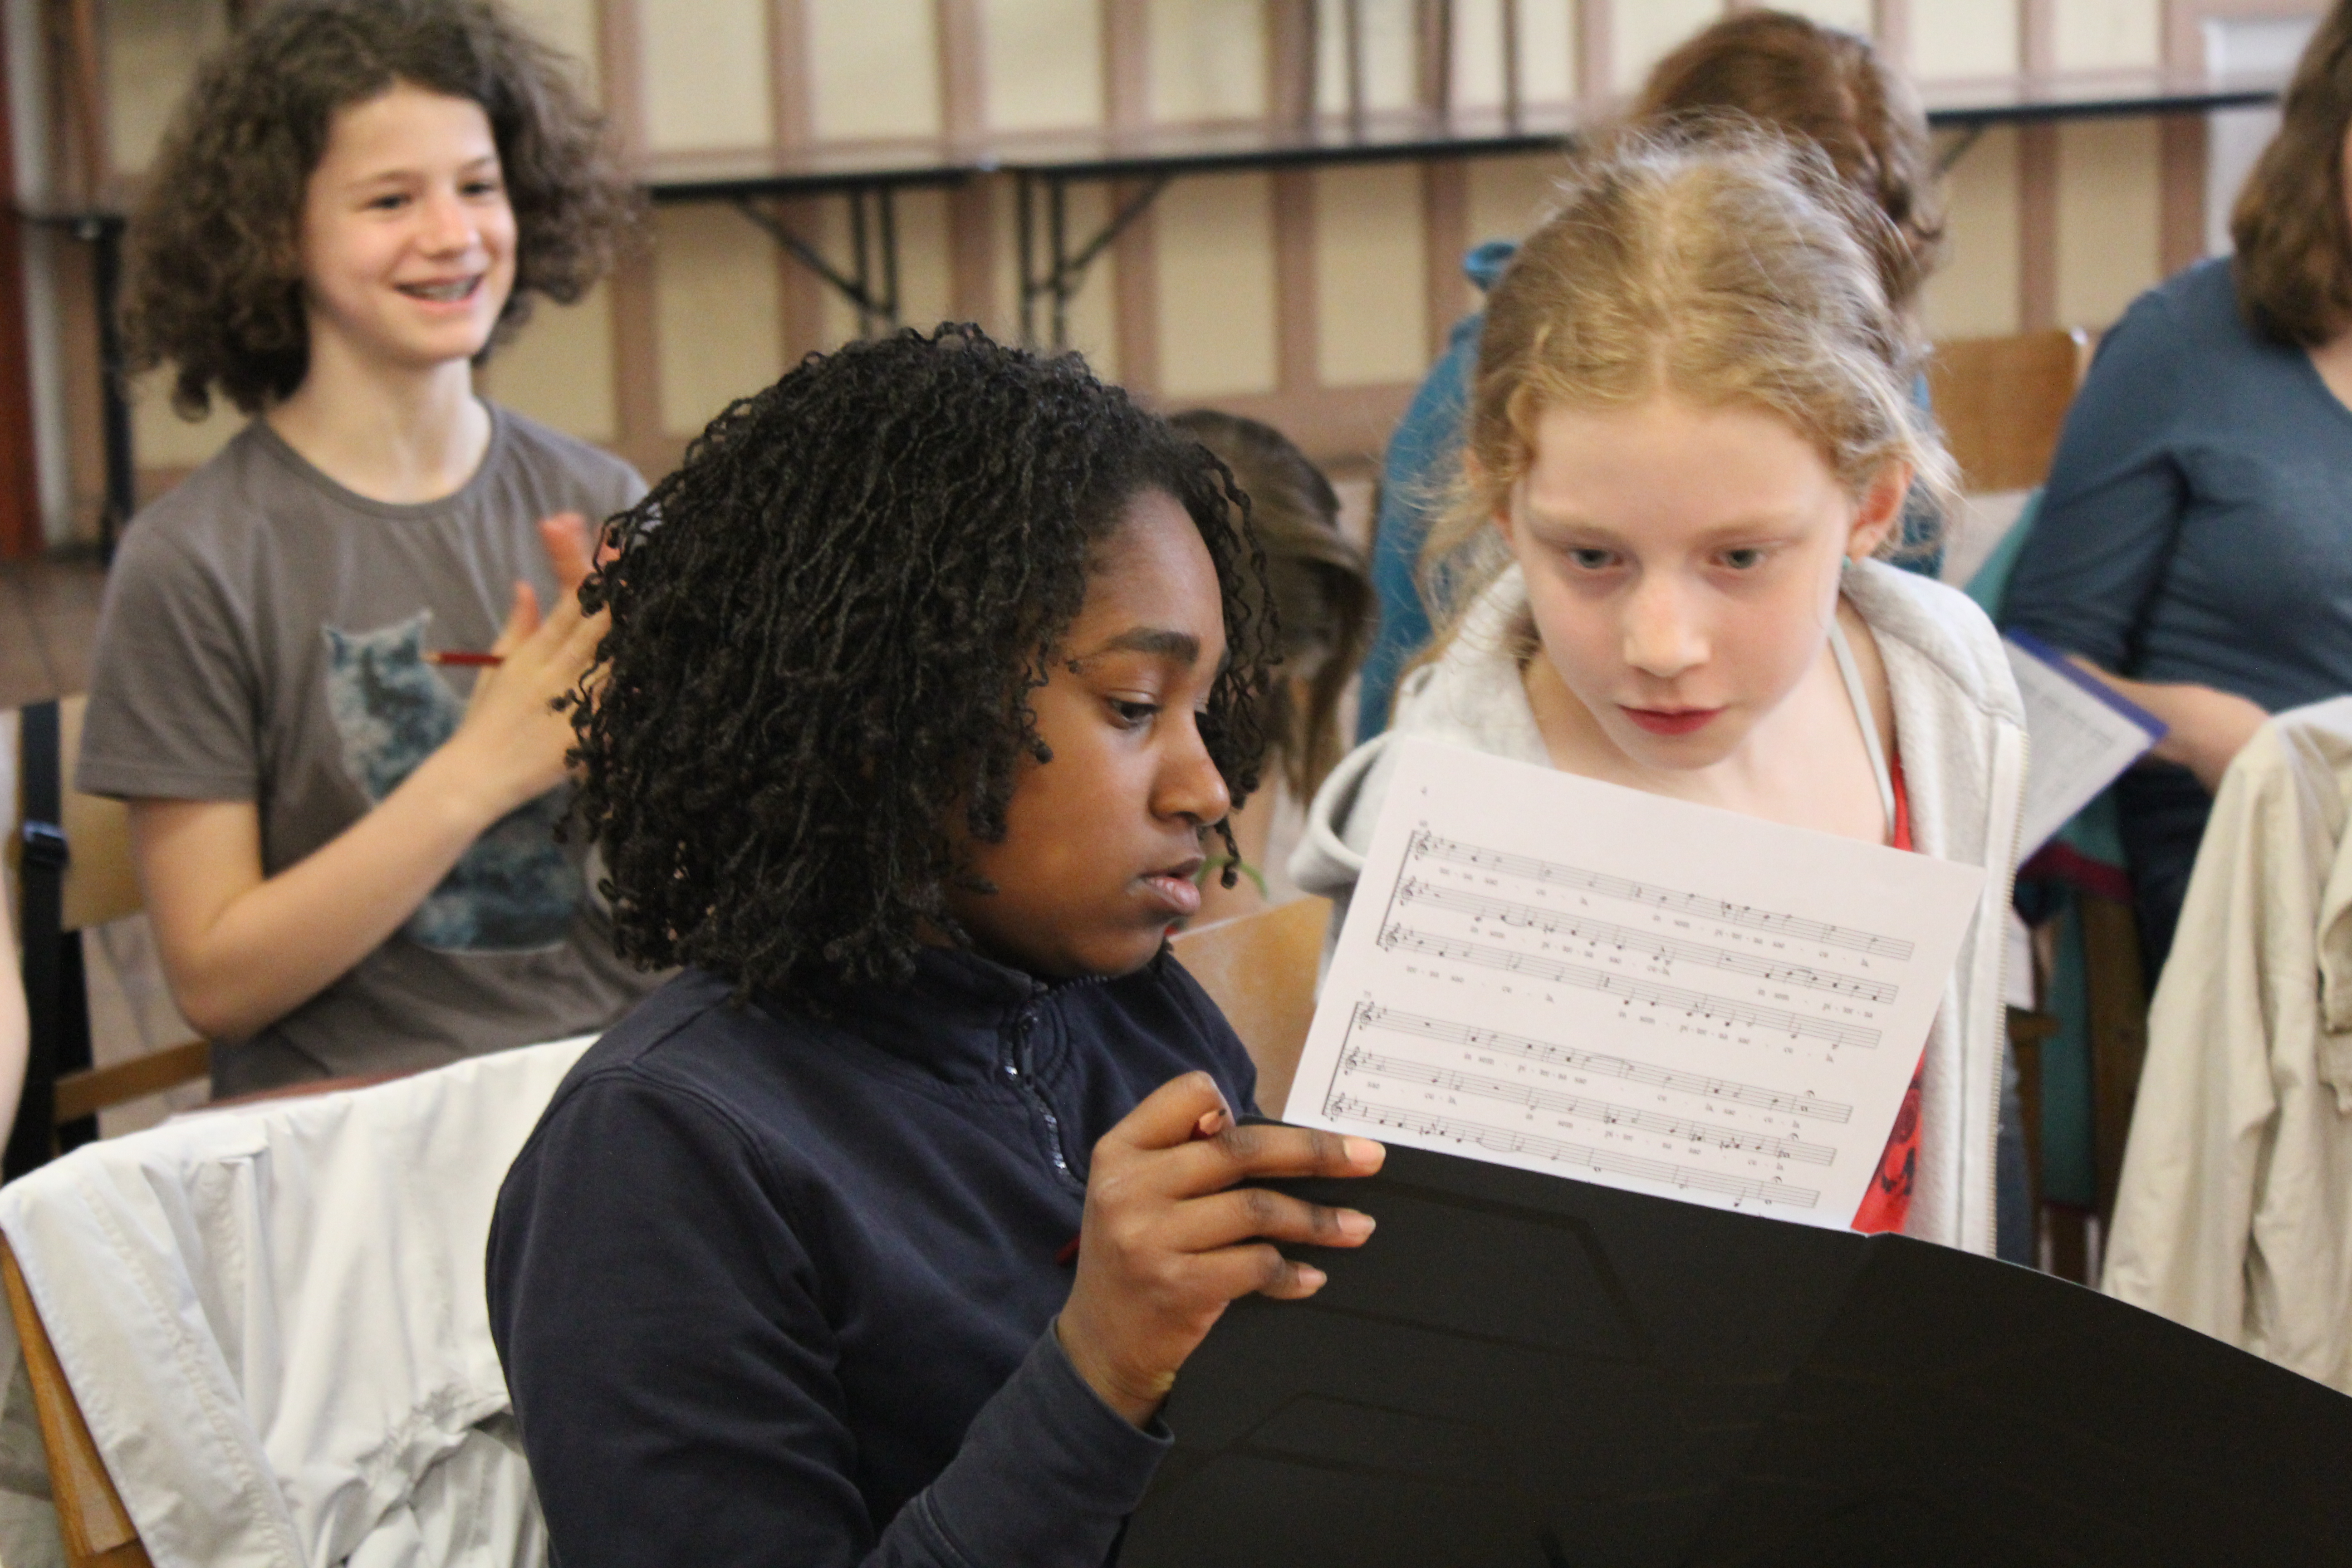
[807,0,941,139]
[1775,0,1872,31]
[1421,160,1470,357]
[1519,0,1578,103]
[123,374,231,473]
[892,185,960,331]
[1108,176,1156,389]
[481,284,620,443]
[1924,124,2023,337]
[1315,162,1427,386]
[653,205,785,436]
[505,0,606,98]
[985,0,1102,129]
[97,0,221,177]
[1153,0,1269,121]
[63,0,2249,500]
[2051,0,2159,69]
[1907,0,2020,76]
[1464,150,1563,247]
[1309,0,1422,115]
[641,0,772,152]
[1274,168,1316,392]
[1156,172,1278,397]
[0,13,39,557]
[1612,0,1725,93]
[2055,115,2161,325]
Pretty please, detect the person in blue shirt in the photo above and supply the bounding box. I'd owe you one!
[487,327,1385,1568]
[2003,0,2352,980]
[1361,10,1948,736]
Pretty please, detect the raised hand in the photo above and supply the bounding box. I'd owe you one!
[439,511,612,822]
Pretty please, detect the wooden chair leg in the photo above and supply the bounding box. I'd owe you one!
[2080,892,2150,1233]
[0,1237,148,1568]
[2008,1005,2053,1223]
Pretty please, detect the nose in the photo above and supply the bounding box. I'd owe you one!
[1156,713,1234,829]
[416,186,480,255]
[1621,572,1709,680]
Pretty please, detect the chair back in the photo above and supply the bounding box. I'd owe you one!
[0,1235,147,1568]
[5,696,208,1176]
[1168,897,1330,1116]
[5,696,142,933]
[1927,327,2097,494]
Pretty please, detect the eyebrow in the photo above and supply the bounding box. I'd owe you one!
[348,154,501,185]
[1077,627,1200,666]
[1519,504,1802,541]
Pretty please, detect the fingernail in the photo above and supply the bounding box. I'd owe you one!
[1344,1137,1385,1167]
[1297,1265,1327,1289]
[1339,1210,1376,1241]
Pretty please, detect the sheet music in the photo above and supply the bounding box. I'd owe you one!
[2004,631,2166,860]
[1284,740,1986,1226]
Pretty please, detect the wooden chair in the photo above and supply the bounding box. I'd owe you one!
[1168,897,1331,1116]
[1927,326,2097,494]
[5,696,209,1177]
[0,1233,147,1567]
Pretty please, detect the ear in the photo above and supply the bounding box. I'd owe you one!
[1847,461,1912,562]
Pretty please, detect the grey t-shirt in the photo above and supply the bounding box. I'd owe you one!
[80,407,662,1093]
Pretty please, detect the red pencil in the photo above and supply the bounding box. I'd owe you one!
[425,651,504,668]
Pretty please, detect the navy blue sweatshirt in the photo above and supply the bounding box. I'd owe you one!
[487,948,1258,1568]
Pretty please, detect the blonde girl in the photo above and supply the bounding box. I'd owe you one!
[1292,129,2027,1253]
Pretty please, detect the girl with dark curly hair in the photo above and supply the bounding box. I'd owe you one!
[78,0,657,1093]
[489,326,1384,1568]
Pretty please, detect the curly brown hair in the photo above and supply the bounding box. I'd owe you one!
[1633,9,1945,314]
[123,0,634,419]
[2233,0,2352,345]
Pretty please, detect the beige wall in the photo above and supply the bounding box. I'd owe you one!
[74,0,2313,510]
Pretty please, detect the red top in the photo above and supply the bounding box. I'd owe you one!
[1851,755,1920,1235]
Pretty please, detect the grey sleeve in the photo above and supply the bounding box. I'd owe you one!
[2000,292,2192,672]
[76,529,263,801]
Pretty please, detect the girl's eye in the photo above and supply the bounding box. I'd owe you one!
[1719,548,1767,570]
[1108,699,1158,730]
[369,193,408,211]
[464,178,503,198]
[1566,548,1616,571]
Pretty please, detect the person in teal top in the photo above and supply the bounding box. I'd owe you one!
[1360,10,1949,737]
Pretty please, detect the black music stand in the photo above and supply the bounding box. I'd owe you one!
[1119,1141,2352,1568]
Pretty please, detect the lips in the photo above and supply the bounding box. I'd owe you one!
[1621,706,1722,737]
[397,276,482,304]
[1139,858,1205,920]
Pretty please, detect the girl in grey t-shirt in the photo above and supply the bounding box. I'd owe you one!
[80,0,659,1093]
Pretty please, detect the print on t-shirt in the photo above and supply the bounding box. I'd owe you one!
[322,611,582,952]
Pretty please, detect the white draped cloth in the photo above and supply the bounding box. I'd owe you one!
[0,1036,592,1568]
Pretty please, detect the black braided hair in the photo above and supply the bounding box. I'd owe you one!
[573,324,1277,997]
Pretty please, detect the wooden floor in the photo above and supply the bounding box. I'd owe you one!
[0,552,104,710]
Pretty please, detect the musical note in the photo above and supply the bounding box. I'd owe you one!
[1336,1044,1837,1165]
[1348,1003,1853,1122]
[1410,831,1915,960]
[1396,879,1898,1004]
[1377,924,1884,1050]
[1324,1094,1820,1210]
